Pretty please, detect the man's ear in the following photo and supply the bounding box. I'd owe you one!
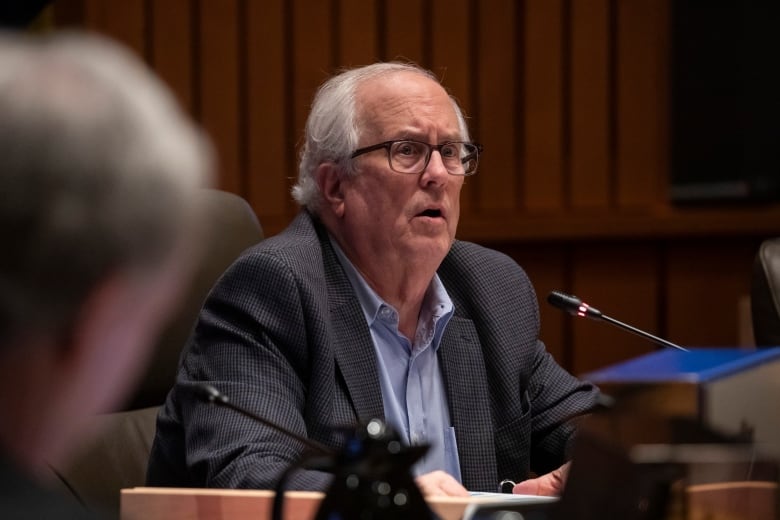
[315,162,346,218]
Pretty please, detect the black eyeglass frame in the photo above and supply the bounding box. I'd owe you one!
[350,139,483,176]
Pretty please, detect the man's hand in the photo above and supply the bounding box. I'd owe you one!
[512,462,570,496]
[414,470,470,497]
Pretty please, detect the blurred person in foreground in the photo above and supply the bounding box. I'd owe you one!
[148,62,599,497]
[0,31,212,518]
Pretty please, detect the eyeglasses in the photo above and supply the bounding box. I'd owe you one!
[350,139,483,176]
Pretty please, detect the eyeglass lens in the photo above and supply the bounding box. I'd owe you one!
[389,141,478,175]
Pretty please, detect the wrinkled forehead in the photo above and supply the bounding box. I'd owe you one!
[355,71,462,141]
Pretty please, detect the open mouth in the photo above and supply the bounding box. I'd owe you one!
[418,208,443,218]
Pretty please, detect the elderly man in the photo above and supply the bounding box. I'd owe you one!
[0,32,211,517]
[148,62,599,496]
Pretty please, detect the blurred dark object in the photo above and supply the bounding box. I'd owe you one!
[270,419,434,520]
[554,421,687,520]
[466,501,556,520]
[313,420,434,520]
[670,2,780,204]
[554,413,778,520]
[0,0,51,27]
[752,238,780,347]
[465,412,778,520]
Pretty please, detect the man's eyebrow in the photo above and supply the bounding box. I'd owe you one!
[393,132,464,142]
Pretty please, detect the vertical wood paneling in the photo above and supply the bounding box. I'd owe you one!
[291,0,333,169]
[430,0,473,211]
[506,244,570,366]
[337,0,379,66]
[246,0,289,223]
[429,0,471,112]
[198,0,242,193]
[569,0,610,209]
[383,0,425,63]
[52,0,86,27]
[475,0,518,212]
[83,0,145,55]
[523,0,564,212]
[615,0,669,208]
[570,243,659,374]
[149,0,193,113]
[665,241,757,347]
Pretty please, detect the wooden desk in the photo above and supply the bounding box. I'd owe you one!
[687,481,777,520]
[120,487,507,520]
[121,483,778,520]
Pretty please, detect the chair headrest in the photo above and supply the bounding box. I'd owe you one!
[123,189,264,410]
[751,238,780,347]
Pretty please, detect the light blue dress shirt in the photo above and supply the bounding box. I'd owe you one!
[331,240,462,482]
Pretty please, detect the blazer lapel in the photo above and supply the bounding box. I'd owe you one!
[318,228,385,424]
[439,316,497,491]
[330,302,385,423]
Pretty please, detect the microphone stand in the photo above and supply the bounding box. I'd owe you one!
[547,291,689,352]
[599,314,688,352]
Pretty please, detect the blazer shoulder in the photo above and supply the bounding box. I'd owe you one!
[444,240,529,282]
[210,211,331,301]
[440,240,537,317]
[238,211,326,267]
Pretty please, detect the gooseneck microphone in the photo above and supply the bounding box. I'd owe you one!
[193,382,335,456]
[547,291,689,352]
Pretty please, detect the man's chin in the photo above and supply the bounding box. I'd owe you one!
[405,235,454,262]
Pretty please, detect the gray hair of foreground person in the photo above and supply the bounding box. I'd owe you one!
[0,31,213,346]
[291,61,471,212]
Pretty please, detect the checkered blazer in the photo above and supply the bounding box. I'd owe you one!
[147,211,599,492]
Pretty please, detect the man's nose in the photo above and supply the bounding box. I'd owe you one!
[420,150,450,185]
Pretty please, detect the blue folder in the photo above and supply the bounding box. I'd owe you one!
[584,347,780,384]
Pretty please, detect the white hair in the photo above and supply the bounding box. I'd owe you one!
[291,62,470,212]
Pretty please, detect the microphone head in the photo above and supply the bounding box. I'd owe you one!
[547,291,582,314]
[547,291,603,319]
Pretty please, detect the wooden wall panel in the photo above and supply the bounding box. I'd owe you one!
[475,0,518,212]
[523,0,564,212]
[337,0,379,66]
[665,240,758,347]
[569,0,610,209]
[383,0,425,64]
[83,0,144,56]
[149,0,193,113]
[429,0,471,111]
[570,243,659,375]
[291,0,333,164]
[246,0,290,226]
[615,0,669,208]
[198,0,242,193]
[503,244,570,367]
